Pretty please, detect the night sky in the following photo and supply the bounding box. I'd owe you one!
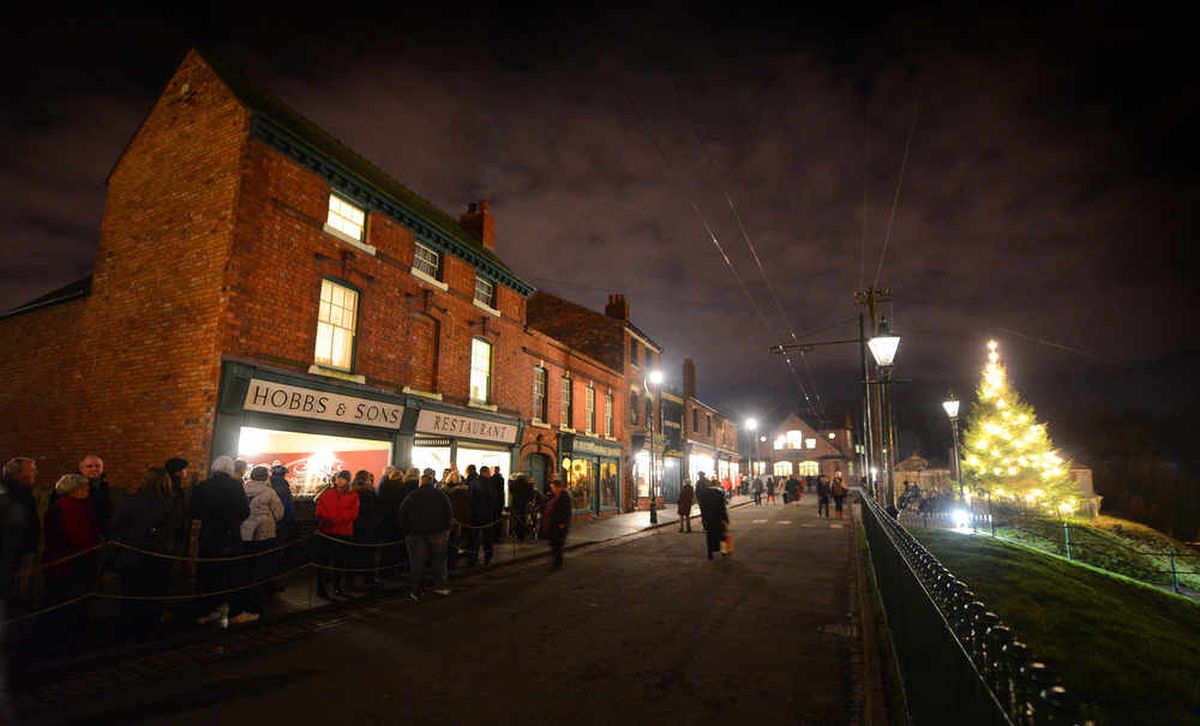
[3,4,1196,467]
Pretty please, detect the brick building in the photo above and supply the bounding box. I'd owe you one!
[518,328,624,514]
[747,412,855,482]
[526,291,664,510]
[0,50,547,494]
[680,358,741,485]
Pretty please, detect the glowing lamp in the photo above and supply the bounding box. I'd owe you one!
[868,319,901,368]
[942,394,960,420]
[745,417,758,431]
[647,370,664,386]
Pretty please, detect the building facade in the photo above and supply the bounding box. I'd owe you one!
[681,359,741,485]
[748,412,854,482]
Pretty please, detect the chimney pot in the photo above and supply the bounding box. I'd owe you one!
[459,199,495,250]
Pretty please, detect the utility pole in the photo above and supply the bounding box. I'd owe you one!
[854,286,891,500]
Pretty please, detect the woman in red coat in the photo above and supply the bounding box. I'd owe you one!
[315,470,359,599]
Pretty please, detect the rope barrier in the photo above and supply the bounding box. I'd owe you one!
[29,543,106,572]
[110,535,313,562]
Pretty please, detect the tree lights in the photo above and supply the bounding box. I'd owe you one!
[961,340,1073,509]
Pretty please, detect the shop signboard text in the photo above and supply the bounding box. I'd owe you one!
[243,379,404,429]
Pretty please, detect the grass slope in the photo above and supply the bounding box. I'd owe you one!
[993,514,1200,592]
[915,529,1200,725]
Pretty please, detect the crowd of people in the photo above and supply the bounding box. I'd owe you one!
[0,454,572,659]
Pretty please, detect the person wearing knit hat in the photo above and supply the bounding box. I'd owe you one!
[164,458,189,492]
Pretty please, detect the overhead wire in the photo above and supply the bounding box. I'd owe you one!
[618,80,820,419]
[669,76,826,421]
[872,85,922,289]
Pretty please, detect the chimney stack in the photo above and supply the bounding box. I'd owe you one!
[459,199,495,250]
[683,358,697,399]
[604,293,630,321]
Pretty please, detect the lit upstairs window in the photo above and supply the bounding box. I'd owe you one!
[314,279,359,371]
[470,337,492,404]
[326,194,366,241]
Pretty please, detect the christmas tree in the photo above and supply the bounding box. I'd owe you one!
[961,340,1074,510]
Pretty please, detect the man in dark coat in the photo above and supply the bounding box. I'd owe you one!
[488,467,506,542]
[190,455,250,625]
[1,456,38,722]
[465,467,496,566]
[77,454,114,536]
[697,477,729,560]
[541,478,572,568]
[376,466,406,576]
[397,473,454,598]
[509,473,534,541]
[816,475,832,518]
[785,475,801,504]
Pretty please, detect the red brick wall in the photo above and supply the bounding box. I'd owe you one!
[222,138,530,416]
[1,51,248,490]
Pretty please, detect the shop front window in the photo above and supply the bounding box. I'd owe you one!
[562,456,596,511]
[689,452,715,481]
[236,426,391,497]
[635,451,651,498]
[458,446,511,503]
[773,461,793,477]
[798,461,819,477]
[600,459,619,509]
[411,441,452,475]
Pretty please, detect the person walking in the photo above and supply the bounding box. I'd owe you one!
[831,473,847,519]
[351,470,380,590]
[697,476,729,560]
[677,478,695,532]
[110,467,180,641]
[315,470,359,600]
[817,475,832,519]
[397,473,453,600]
[465,466,497,566]
[751,476,764,506]
[765,475,777,505]
[541,478,572,568]
[229,465,283,624]
[785,475,800,505]
[191,456,250,625]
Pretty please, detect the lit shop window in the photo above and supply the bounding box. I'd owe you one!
[314,279,359,371]
[774,436,786,451]
[474,276,496,308]
[786,430,805,449]
[237,426,391,497]
[798,461,819,476]
[470,337,492,404]
[532,366,548,422]
[326,194,366,241]
[773,461,792,477]
[585,386,596,433]
[605,391,614,436]
[413,242,441,280]
[806,438,817,450]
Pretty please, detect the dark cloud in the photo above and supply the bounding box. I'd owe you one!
[2,4,1196,464]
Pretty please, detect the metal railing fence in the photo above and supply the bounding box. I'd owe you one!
[861,495,1083,725]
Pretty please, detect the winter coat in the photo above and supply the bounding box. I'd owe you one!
[315,486,360,537]
[752,478,764,493]
[191,471,251,543]
[509,476,534,515]
[490,473,506,518]
[0,480,36,600]
[377,477,407,532]
[240,480,284,542]
[677,483,695,515]
[269,473,294,528]
[541,490,572,541]
[1,478,39,558]
[397,484,453,535]
[785,478,800,497]
[43,496,102,579]
[353,487,379,541]
[110,489,180,557]
[817,479,832,500]
[469,476,498,526]
[697,485,728,533]
[831,477,847,497]
[444,484,471,531]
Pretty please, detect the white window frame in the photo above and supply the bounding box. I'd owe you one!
[314,278,359,372]
[411,242,446,289]
[585,386,596,433]
[532,366,547,423]
[605,391,614,437]
[323,194,376,255]
[469,337,492,404]
[560,377,573,428]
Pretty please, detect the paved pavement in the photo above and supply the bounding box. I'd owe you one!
[14,494,869,724]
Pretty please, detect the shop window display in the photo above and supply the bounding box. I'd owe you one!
[562,456,596,511]
[237,426,392,496]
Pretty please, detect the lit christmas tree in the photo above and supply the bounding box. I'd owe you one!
[961,340,1074,510]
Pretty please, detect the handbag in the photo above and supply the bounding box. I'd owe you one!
[720,530,734,554]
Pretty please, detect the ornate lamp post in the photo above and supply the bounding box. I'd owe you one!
[942,393,963,500]
[646,369,664,524]
[867,319,901,510]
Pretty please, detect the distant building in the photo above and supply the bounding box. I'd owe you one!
[681,358,741,485]
[748,412,854,481]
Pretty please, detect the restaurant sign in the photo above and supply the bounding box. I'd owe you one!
[415,409,518,444]
[243,378,404,430]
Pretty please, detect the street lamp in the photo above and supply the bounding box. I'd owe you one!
[744,418,758,478]
[646,369,664,524]
[868,318,901,511]
[942,393,963,500]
